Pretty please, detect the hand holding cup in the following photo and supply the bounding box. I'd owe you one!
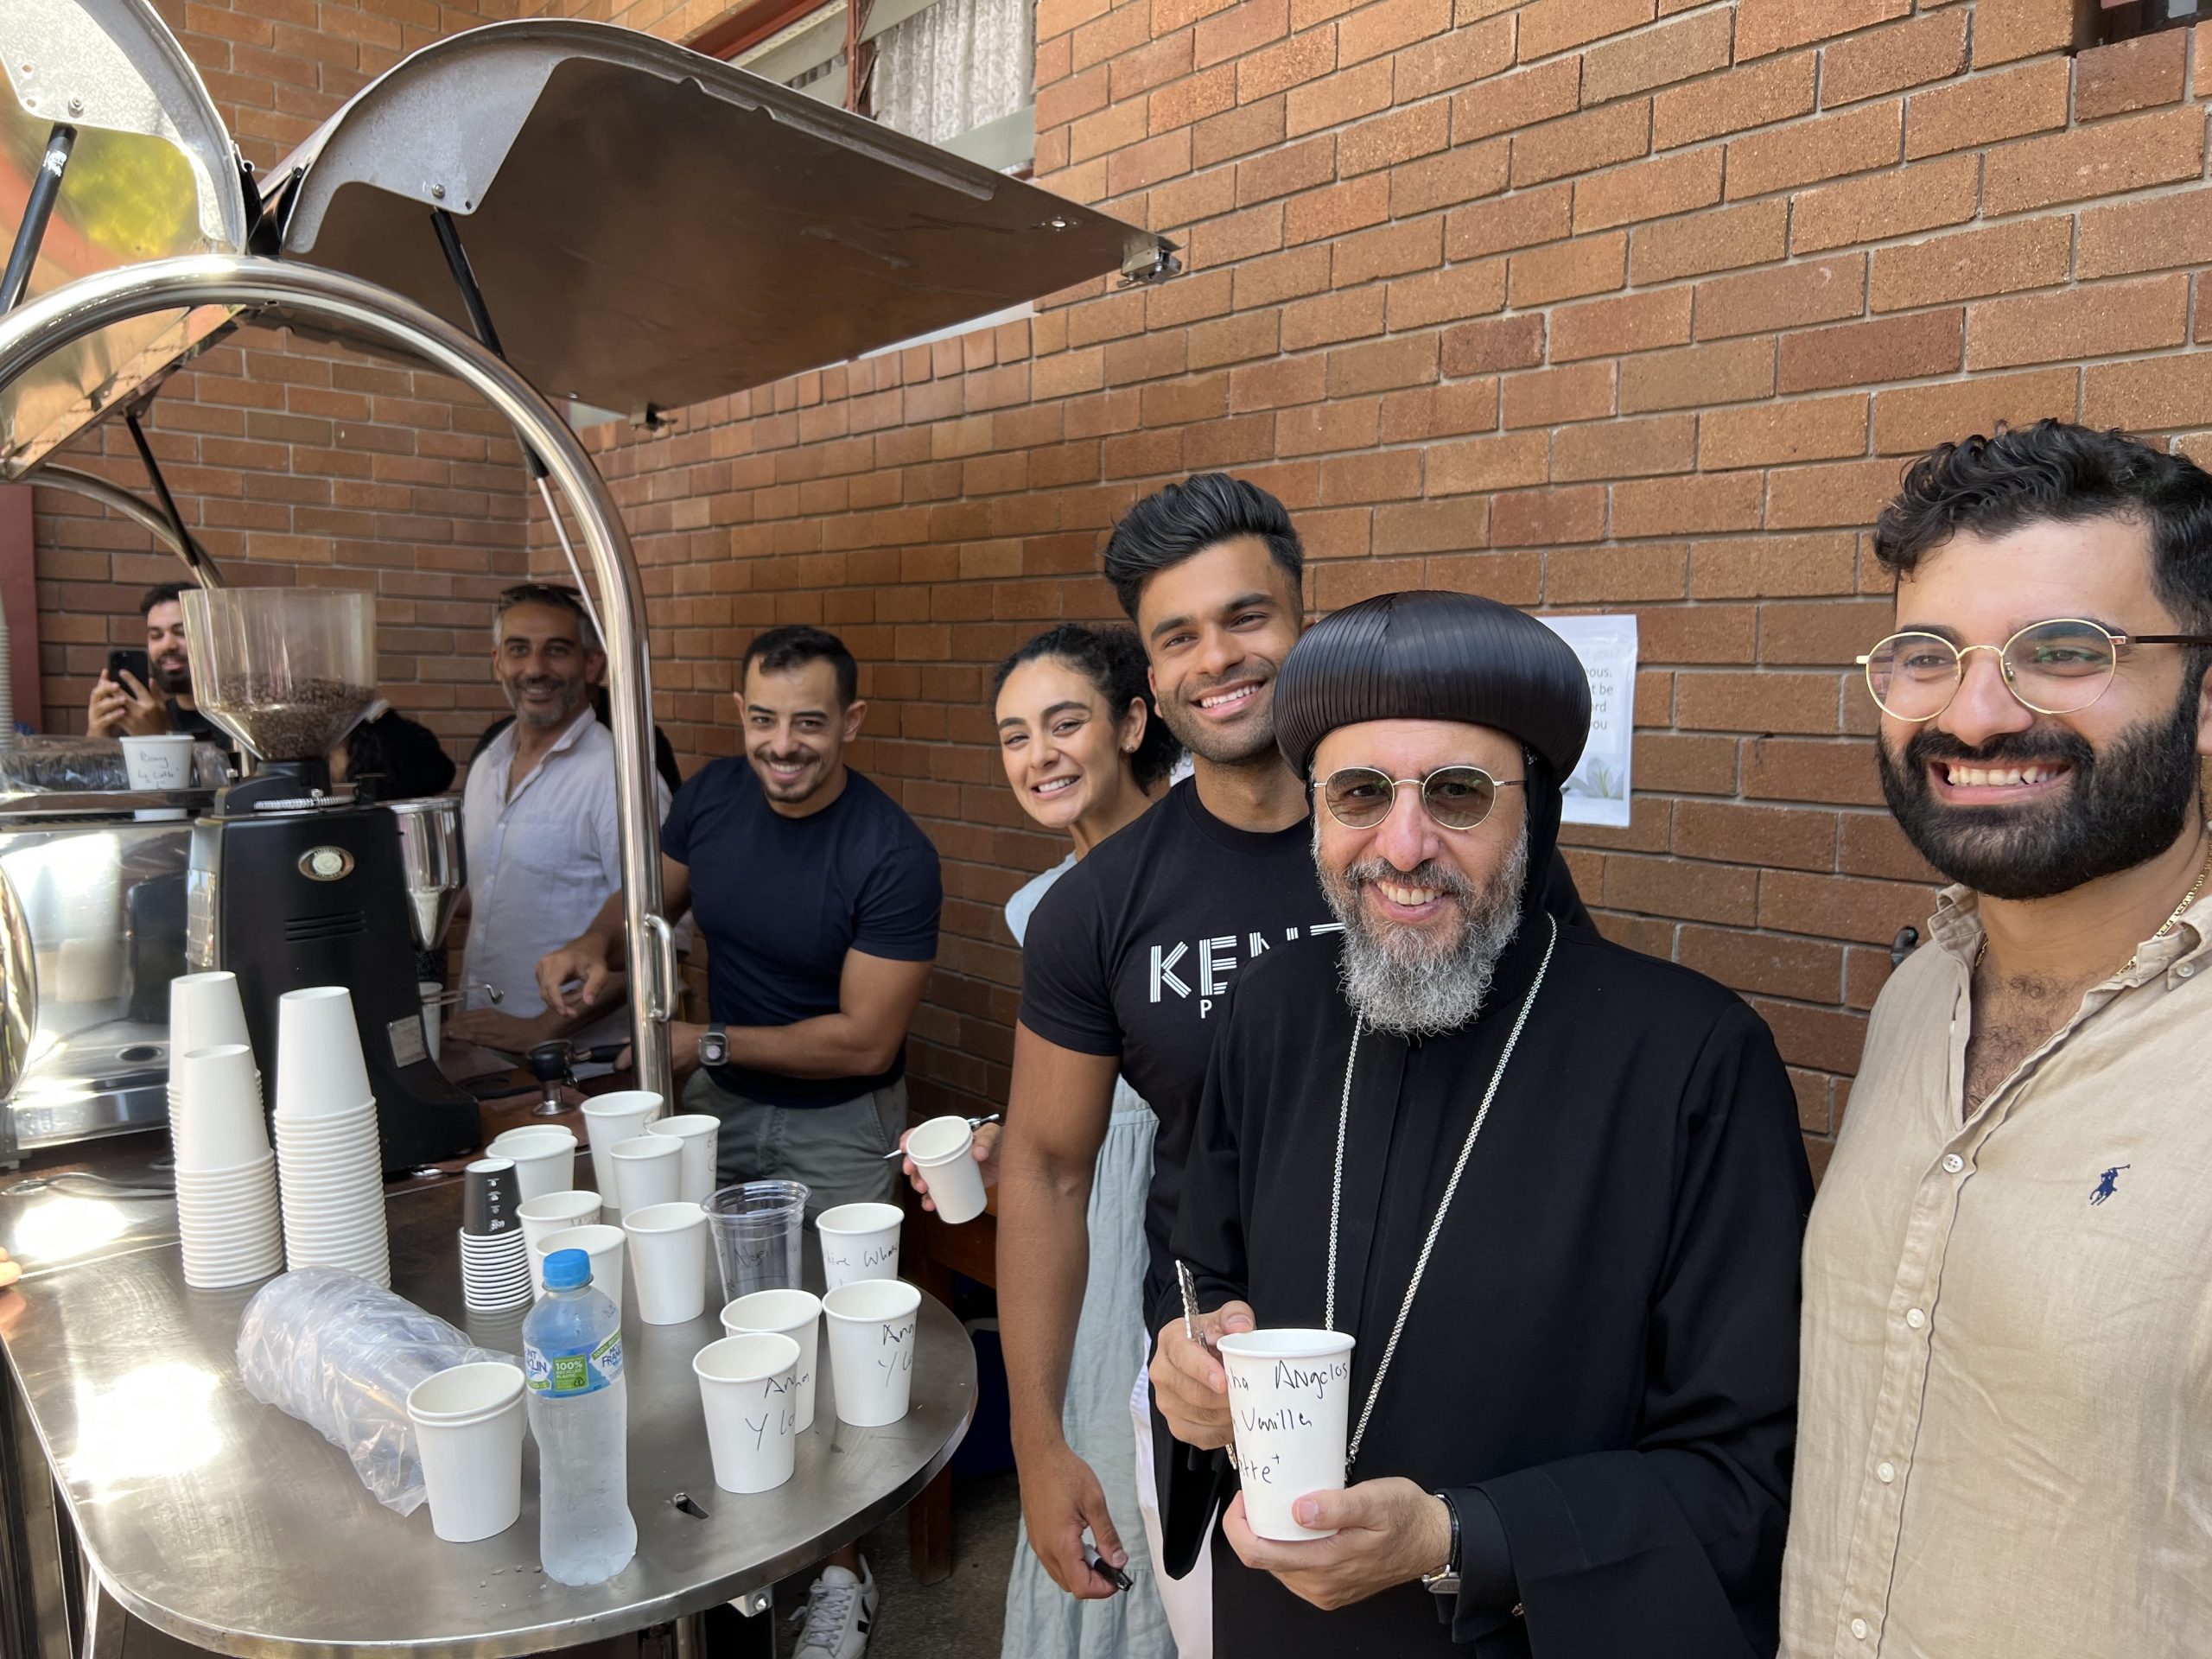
[1150,1298,1254,1450]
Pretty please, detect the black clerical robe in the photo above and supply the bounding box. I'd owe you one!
[1158,915,1813,1657]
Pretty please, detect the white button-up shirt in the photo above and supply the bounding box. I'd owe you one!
[1783,884,2212,1657]
[461,712,670,1051]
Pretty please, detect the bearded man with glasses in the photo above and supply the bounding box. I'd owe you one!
[1783,420,2212,1658]
[1154,589,1812,1657]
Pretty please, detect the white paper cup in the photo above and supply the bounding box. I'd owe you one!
[169,971,253,1088]
[519,1190,604,1296]
[817,1201,902,1289]
[533,1224,625,1305]
[418,981,442,1063]
[721,1288,822,1433]
[1217,1329,1357,1541]
[622,1200,708,1325]
[274,987,373,1120]
[695,1333,801,1494]
[172,1044,270,1172]
[580,1091,662,1214]
[905,1116,987,1225]
[406,1362,525,1542]
[823,1278,922,1427]
[486,1125,578,1203]
[646,1113,720,1204]
[609,1135,682,1218]
[120,733,195,791]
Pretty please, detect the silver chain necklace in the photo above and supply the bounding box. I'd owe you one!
[1325,912,1558,1468]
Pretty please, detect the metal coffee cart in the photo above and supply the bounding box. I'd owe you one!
[0,3,1176,1657]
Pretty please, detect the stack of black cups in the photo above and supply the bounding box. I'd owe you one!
[459,1156,531,1313]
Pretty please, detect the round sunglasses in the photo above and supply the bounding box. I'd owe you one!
[1318,765,1523,831]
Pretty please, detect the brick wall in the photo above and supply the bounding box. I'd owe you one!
[48,0,2212,1167]
[27,0,531,750]
[535,0,2212,1171]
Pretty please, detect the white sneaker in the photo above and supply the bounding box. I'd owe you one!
[790,1559,877,1659]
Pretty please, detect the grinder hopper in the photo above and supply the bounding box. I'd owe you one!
[179,588,376,780]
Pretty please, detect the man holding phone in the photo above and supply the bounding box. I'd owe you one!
[86,582,230,752]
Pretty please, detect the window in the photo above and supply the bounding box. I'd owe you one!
[2094,0,2203,44]
[707,0,1034,173]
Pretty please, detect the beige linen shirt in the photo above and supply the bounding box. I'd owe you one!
[1781,885,2212,1659]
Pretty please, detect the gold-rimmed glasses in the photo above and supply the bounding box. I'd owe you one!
[1318,766,1523,830]
[1858,618,2212,722]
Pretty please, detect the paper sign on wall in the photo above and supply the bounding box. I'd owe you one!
[1538,614,1637,828]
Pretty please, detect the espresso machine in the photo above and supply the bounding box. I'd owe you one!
[181,588,475,1172]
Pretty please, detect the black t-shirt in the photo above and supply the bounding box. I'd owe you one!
[1018,779,1341,1300]
[663,760,941,1108]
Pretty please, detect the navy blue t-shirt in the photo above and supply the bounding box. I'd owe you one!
[663,760,942,1108]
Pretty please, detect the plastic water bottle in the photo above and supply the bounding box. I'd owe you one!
[522,1248,637,1585]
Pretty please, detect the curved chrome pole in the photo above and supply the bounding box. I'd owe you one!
[28,465,227,583]
[0,257,675,1096]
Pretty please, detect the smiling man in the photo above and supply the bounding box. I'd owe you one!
[1154,590,1810,1657]
[537,623,938,1659]
[1782,423,2212,1658]
[86,582,232,753]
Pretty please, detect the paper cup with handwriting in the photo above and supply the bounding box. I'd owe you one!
[695,1332,802,1493]
[1216,1328,1357,1541]
[823,1278,922,1427]
[816,1201,902,1289]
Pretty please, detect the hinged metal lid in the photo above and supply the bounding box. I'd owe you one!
[264,20,1173,416]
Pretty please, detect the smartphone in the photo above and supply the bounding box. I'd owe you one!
[105,647,151,688]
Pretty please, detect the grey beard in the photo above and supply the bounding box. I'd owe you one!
[1317,819,1529,1038]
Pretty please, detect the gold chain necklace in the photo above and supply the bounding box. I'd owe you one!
[1974,830,2212,976]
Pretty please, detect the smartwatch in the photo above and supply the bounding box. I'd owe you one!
[1421,1491,1461,1597]
[697,1023,728,1067]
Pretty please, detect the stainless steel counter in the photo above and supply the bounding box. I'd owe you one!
[0,1154,974,1659]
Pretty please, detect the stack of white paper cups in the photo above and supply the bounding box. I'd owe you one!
[167,970,256,1118]
[172,1043,283,1288]
[579,1091,661,1219]
[271,986,390,1287]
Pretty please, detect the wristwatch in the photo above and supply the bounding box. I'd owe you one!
[1421,1491,1461,1596]
[697,1023,728,1067]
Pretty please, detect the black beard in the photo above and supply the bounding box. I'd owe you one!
[1157,683,1281,768]
[1876,681,2203,901]
[153,656,193,696]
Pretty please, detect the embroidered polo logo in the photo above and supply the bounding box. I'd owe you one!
[2090,1165,2131,1205]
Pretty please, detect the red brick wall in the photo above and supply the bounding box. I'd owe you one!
[27,0,530,751]
[541,0,2212,1170]
[57,0,2212,1167]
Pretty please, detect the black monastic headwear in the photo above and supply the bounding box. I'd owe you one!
[1273,590,1592,779]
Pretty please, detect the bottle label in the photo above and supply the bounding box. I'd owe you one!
[525,1328,624,1395]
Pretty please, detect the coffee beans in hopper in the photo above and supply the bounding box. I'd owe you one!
[201,676,374,760]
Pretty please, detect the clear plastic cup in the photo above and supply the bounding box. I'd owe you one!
[704,1181,809,1304]
[608,1135,682,1217]
[406,1362,526,1542]
[823,1278,922,1428]
[817,1201,902,1289]
[721,1287,822,1433]
[905,1116,987,1224]
[646,1113,720,1204]
[623,1201,709,1325]
[694,1333,801,1494]
[274,987,373,1120]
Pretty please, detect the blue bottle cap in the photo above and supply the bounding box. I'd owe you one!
[543,1248,592,1290]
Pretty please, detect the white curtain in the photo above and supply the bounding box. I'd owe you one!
[873,0,1033,146]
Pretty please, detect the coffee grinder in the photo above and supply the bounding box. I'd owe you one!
[181,588,476,1172]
